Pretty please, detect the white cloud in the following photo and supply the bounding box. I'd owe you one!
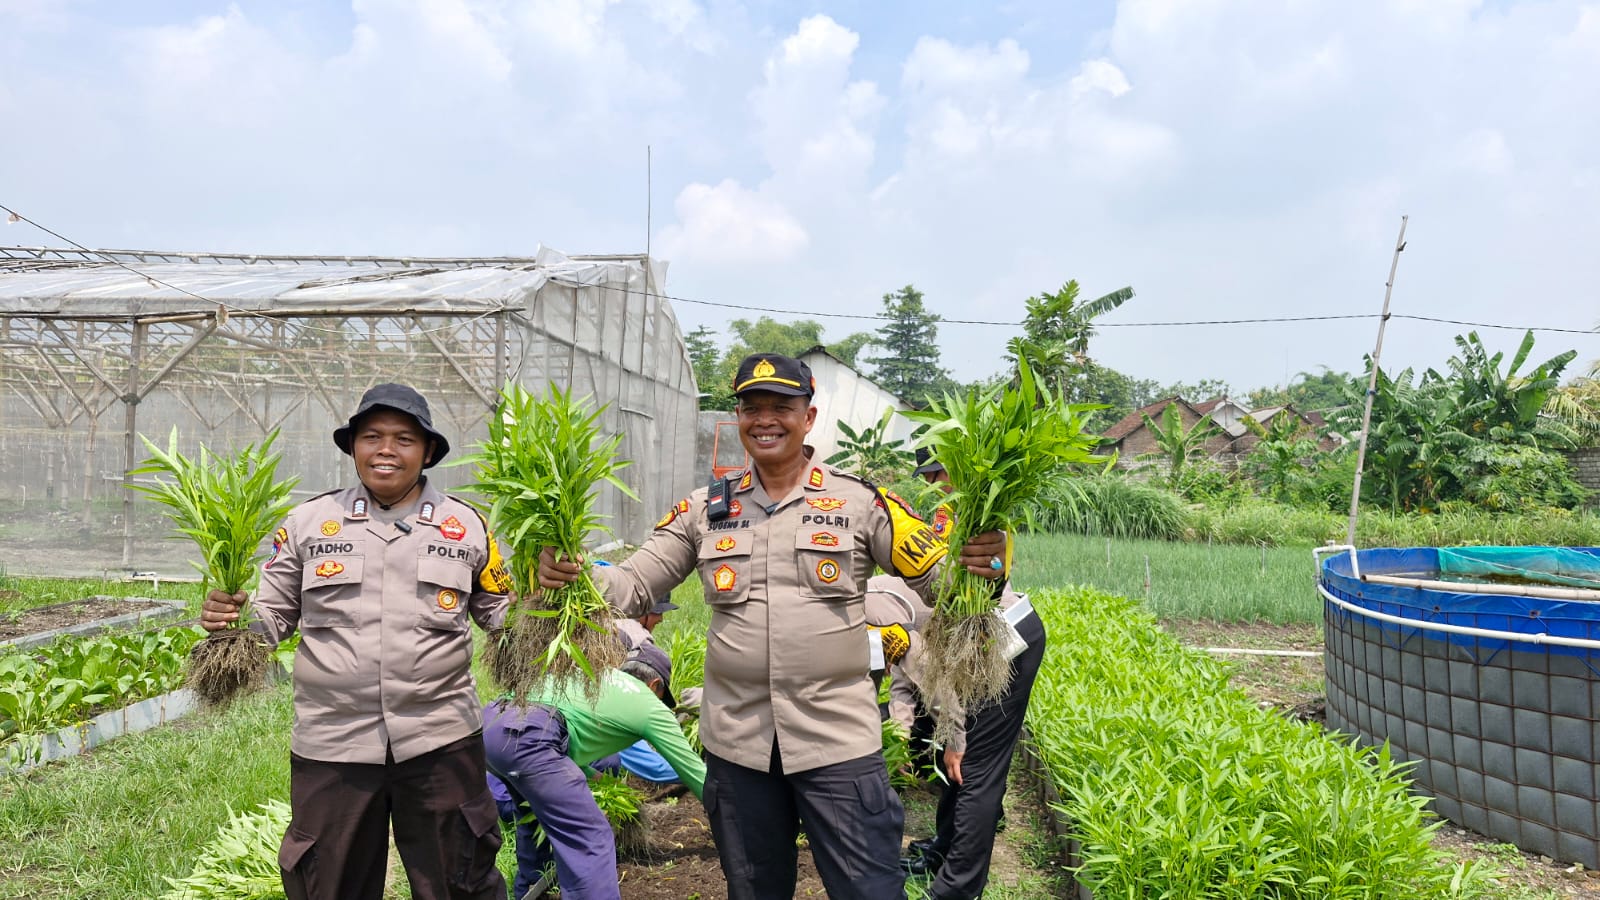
[655,180,809,265]
[752,15,883,187]
[1070,58,1131,99]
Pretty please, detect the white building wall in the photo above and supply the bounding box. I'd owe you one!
[801,350,915,462]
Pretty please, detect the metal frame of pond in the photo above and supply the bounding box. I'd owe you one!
[1317,544,1600,868]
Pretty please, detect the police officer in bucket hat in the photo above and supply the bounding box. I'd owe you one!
[202,382,511,900]
[537,353,1012,900]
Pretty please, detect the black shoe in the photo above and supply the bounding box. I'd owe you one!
[900,849,943,877]
[906,837,939,859]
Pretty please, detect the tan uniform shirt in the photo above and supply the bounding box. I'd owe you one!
[251,482,510,764]
[596,460,947,773]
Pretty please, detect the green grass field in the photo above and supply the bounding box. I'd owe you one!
[1011,533,1321,624]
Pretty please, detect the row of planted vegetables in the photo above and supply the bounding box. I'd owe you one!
[1027,587,1497,899]
[0,627,199,767]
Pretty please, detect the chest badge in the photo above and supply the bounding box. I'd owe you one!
[715,537,737,552]
[713,564,737,592]
[728,499,742,517]
[806,497,846,512]
[932,508,951,536]
[314,560,345,578]
[320,520,341,537]
[816,559,841,583]
[437,588,460,611]
[811,531,840,547]
[439,515,467,541]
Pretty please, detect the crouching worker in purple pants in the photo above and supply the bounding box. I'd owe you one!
[483,642,705,899]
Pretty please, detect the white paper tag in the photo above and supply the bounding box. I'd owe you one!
[868,629,885,670]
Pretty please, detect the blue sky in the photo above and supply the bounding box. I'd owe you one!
[3,0,1598,394]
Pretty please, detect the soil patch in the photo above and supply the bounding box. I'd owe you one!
[0,597,166,642]
[614,788,827,899]
[1163,618,1600,898]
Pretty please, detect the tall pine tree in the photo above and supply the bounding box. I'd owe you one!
[867,285,949,406]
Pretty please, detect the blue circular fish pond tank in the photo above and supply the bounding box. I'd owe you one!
[1319,546,1600,867]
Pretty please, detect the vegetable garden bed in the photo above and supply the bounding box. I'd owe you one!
[0,596,187,650]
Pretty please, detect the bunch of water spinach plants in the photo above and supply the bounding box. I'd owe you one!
[902,350,1107,733]
[130,428,298,706]
[460,383,637,702]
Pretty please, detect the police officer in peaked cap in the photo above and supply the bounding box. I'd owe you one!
[202,382,511,900]
[536,353,1012,900]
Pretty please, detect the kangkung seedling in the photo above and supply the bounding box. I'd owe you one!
[462,383,637,702]
[903,350,1107,738]
[130,429,298,707]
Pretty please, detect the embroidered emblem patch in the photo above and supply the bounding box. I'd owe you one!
[439,516,466,541]
[314,560,345,578]
[808,468,825,488]
[753,358,777,379]
[715,537,737,551]
[320,520,341,537]
[266,527,289,569]
[713,564,737,592]
[656,497,692,529]
[728,499,742,517]
[816,559,840,583]
[437,588,460,611]
[811,532,840,547]
[806,497,846,512]
[932,508,951,536]
[738,472,752,490]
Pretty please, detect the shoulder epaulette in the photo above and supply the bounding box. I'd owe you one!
[305,488,341,502]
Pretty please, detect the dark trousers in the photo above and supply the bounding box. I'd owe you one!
[927,611,1046,900]
[705,743,906,900]
[483,700,619,900]
[279,732,506,900]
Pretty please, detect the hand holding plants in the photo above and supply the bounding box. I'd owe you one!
[460,383,637,702]
[129,427,298,706]
[903,349,1108,734]
[200,589,248,632]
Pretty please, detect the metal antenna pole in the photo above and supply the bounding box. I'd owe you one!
[646,145,653,261]
[1346,215,1409,546]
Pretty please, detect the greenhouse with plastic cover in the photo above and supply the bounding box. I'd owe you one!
[0,245,699,576]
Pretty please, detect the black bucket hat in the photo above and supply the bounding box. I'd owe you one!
[913,446,945,477]
[332,383,451,468]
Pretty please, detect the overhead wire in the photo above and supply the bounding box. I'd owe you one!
[6,203,1597,340]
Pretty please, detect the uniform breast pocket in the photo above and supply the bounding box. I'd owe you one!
[794,527,857,599]
[698,534,752,607]
[300,556,364,628]
[417,555,472,631]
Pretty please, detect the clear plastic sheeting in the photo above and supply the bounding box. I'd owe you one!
[0,246,697,576]
[1437,547,1600,590]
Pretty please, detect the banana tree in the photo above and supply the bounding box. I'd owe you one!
[1140,402,1220,490]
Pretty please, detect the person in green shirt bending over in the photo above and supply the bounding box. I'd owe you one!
[483,642,704,899]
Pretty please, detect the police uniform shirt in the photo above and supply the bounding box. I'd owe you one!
[251,481,511,764]
[595,459,947,774]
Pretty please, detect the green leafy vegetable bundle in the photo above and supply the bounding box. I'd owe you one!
[903,352,1107,732]
[130,428,298,706]
[462,382,637,701]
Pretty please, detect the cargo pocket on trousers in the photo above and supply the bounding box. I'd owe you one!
[278,826,320,900]
[451,791,504,892]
